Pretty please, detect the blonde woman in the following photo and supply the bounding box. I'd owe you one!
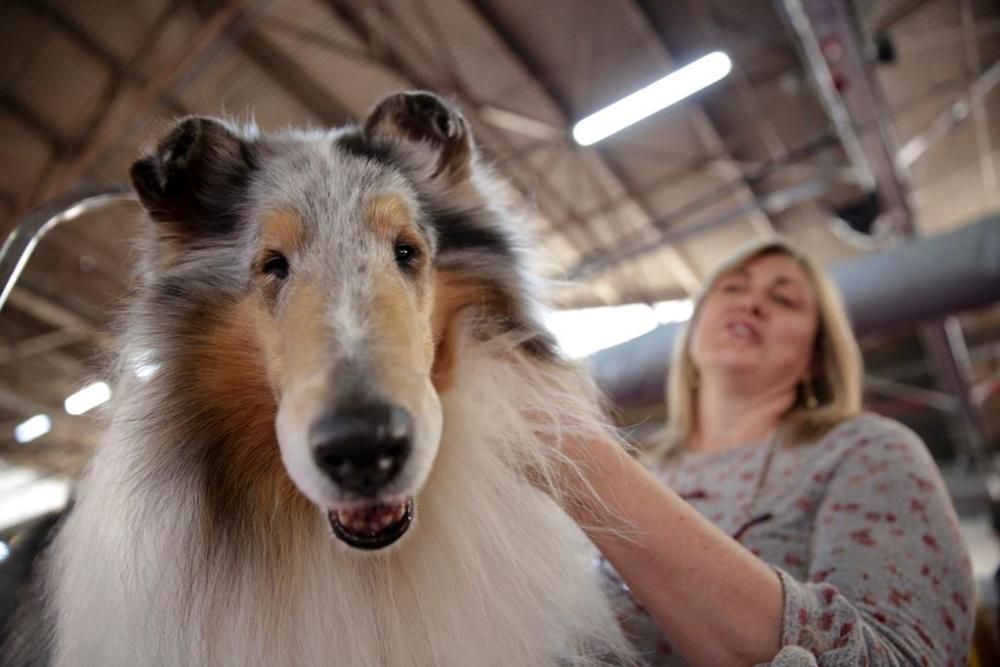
[551,238,975,665]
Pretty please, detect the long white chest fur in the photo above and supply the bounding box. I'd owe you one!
[47,342,632,667]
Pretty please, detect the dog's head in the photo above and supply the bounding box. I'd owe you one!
[130,92,555,551]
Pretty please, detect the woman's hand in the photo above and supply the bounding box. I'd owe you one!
[547,429,786,666]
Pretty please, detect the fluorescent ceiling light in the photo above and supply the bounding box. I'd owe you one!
[572,51,732,146]
[0,465,70,531]
[14,414,51,443]
[64,381,111,415]
[544,299,693,359]
[653,299,695,324]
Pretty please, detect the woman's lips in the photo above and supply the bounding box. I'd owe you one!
[725,320,762,344]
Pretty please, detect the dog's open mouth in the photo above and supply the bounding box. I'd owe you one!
[327,497,414,550]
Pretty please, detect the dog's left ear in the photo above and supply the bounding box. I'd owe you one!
[363,91,473,186]
[130,117,255,242]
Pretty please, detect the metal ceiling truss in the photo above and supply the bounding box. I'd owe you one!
[0,0,250,437]
[465,0,708,297]
[13,0,246,218]
[779,0,993,467]
[633,0,777,240]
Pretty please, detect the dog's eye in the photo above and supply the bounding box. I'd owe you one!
[260,251,290,280]
[394,241,421,269]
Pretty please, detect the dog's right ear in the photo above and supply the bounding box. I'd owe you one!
[130,117,255,241]
[362,92,473,187]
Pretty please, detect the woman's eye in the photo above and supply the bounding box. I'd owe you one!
[260,251,290,280]
[394,241,421,269]
[773,294,799,308]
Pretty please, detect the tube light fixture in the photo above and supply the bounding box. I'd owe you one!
[14,414,51,443]
[64,381,111,416]
[572,51,732,146]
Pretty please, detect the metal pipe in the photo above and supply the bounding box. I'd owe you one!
[570,178,830,280]
[589,213,1000,408]
[0,185,136,314]
[780,0,878,193]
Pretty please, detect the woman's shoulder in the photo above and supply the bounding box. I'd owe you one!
[805,412,932,468]
[823,412,923,445]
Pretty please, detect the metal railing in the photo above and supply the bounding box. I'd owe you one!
[0,185,136,314]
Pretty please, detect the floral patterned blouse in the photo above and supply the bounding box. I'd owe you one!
[599,413,975,666]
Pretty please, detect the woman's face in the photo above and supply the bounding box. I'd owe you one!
[689,252,820,390]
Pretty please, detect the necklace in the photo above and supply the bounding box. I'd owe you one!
[663,433,781,542]
[595,434,782,595]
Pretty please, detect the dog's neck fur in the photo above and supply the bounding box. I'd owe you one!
[47,330,632,666]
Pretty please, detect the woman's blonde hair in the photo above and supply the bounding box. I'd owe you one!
[658,236,863,454]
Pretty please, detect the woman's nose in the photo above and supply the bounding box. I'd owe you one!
[735,291,766,318]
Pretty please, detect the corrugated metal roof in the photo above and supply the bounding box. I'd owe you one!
[0,0,998,472]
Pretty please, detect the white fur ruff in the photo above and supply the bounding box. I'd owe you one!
[46,333,633,666]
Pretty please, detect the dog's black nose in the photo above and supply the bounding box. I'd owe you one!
[310,404,413,496]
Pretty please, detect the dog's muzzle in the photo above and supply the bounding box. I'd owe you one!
[309,403,415,549]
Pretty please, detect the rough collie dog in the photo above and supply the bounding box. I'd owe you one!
[3,92,633,666]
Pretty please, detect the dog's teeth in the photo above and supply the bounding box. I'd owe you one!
[332,499,410,541]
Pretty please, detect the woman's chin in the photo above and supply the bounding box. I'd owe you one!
[702,356,765,377]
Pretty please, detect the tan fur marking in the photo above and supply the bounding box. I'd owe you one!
[192,298,310,525]
[366,195,420,246]
[278,282,332,389]
[366,194,409,238]
[430,270,505,391]
[261,208,305,252]
[372,269,435,397]
[156,238,186,272]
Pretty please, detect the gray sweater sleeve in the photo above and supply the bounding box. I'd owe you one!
[766,424,975,666]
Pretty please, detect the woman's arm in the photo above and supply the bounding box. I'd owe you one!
[558,434,785,666]
[557,418,974,666]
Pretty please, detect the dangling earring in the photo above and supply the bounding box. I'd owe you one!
[687,364,700,389]
[802,379,819,409]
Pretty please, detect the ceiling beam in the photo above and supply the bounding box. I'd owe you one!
[236,33,354,125]
[0,387,101,449]
[6,287,111,349]
[898,60,1000,169]
[864,373,957,413]
[463,0,703,295]
[0,329,89,366]
[191,1,357,126]
[13,0,188,117]
[19,0,246,214]
[873,0,935,31]
[0,92,71,155]
[569,177,829,281]
[547,141,837,237]
[0,192,15,216]
[779,0,992,467]
[960,0,998,208]
[322,0,636,300]
[635,0,777,238]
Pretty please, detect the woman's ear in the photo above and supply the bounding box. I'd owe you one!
[130,116,256,243]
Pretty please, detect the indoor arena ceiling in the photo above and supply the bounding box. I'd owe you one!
[1,0,999,482]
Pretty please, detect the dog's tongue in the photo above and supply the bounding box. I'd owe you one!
[335,501,408,535]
